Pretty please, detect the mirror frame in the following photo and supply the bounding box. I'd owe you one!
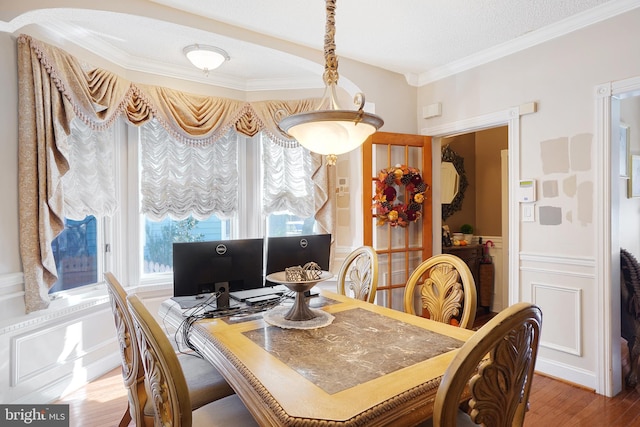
[441,144,468,221]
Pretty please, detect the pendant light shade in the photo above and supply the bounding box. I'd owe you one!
[278,0,383,165]
[281,110,382,156]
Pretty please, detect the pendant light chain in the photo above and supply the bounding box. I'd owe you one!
[322,0,339,87]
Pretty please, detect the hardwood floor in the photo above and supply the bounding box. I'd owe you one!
[56,365,640,426]
[56,367,132,427]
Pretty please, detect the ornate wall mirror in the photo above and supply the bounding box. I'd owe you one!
[441,145,468,221]
[441,162,459,204]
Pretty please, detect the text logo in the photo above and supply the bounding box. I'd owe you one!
[1,405,69,426]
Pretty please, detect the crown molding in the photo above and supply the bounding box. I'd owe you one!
[414,0,640,87]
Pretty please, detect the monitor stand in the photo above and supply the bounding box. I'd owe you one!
[215,281,230,309]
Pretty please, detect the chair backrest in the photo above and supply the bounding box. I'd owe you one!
[337,246,378,303]
[127,293,193,427]
[104,272,148,427]
[433,302,542,427]
[403,254,477,329]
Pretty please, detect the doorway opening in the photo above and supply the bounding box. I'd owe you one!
[423,105,522,317]
[438,127,508,314]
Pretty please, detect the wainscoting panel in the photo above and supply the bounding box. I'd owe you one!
[532,282,582,356]
[0,273,122,404]
[10,307,116,387]
[519,252,596,390]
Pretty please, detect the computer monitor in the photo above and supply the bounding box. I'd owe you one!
[265,234,331,286]
[172,238,264,300]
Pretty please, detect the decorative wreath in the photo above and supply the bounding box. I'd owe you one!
[372,165,427,227]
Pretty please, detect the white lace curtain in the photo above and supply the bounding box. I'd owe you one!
[140,121,317,221]
[262,133,314,217]
[17,34,334,313]
[140,119,239,220]
[63,119,118,220]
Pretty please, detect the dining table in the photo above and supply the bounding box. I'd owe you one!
[159,289,475,426]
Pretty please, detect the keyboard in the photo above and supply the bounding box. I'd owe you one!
[229,285,288,302]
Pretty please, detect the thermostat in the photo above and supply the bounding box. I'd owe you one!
[519,179,536,203]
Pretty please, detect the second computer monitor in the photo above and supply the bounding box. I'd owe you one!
[265,234,331,286]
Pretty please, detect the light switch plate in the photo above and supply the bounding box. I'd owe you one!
[522,204,535,222]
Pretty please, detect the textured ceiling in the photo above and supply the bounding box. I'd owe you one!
[2,0,637,91]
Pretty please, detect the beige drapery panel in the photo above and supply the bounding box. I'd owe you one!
[17,34,335,313]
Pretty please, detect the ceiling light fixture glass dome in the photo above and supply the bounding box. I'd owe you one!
[183,44,230,74]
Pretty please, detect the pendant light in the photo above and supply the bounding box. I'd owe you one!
[278,0,383,165]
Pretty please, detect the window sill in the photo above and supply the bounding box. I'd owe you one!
[0,284,110,334]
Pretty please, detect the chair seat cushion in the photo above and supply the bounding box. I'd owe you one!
[142,353,235,416]
[179,353,236,409]
[192,394,259,426]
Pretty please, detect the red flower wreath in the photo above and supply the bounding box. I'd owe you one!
[372,165,427,227]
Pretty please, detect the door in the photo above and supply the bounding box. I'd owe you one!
[363,132,432,310]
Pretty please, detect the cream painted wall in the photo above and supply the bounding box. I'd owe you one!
[419,7,640,392]
[421,9,640,255]
[0,33,20,275]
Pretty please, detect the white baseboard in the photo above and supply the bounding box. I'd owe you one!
[535,356,596,391]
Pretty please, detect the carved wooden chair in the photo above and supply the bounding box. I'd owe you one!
[403,254,477,329]
[105,272,153,427]
[105,273,237,427]
[430,302,542,427]
[127,294,258,426]
[337,246,378,303]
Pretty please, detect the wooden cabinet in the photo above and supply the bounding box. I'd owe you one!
[442,244,485,308]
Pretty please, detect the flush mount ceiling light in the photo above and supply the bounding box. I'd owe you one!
[278,0,383,165]
[183,44,229,74]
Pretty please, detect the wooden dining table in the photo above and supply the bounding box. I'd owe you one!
[159,289,475,427]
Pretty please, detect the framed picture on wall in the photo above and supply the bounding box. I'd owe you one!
[621,124,630,178]
[629,155,640,198]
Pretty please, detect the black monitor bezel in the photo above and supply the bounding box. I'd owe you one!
[265,234,331,285]
[172,238,264,297]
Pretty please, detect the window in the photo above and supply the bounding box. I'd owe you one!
[267,214,316,237]
[50,119,319,293]
[142,215,230,273]
[49,216,99,293]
